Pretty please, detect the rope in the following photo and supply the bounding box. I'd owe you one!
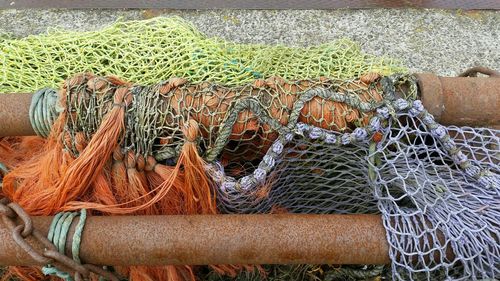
[29,87,59,137]
[72,209,87,263]
[0,162,7,174]
[42,209,87,281]
[0,162,7,189]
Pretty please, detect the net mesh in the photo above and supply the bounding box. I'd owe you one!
[211,97,499,281]
[0,17,405,93]
[51,73,389,174]
[7,72,497,281]
[0,17,498,281]
[218,117,499,280]
[201,264,386,281]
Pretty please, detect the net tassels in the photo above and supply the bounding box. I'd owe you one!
[1,75,250,280]
[178,119,217,214]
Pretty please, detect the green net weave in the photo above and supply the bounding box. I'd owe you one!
[0,17,405,93]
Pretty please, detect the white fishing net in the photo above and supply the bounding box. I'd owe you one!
[208,89,500,280]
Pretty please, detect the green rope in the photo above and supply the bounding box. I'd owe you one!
[205,86,384,162]
[42,209,87,281]
[72,209,87,263]
[368,142,376,183]
[29,87,60,137]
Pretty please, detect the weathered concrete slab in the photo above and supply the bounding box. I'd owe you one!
[3,0,499,9]
[0,9,498,76]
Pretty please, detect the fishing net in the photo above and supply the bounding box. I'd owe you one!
[1,72,498,281]
[0,17,498,281]
[201,264,387,281]
[0,17,404,93]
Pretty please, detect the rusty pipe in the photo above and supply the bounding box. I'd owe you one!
[0,74,499,137]
[416,73,500,127]
[0,93,36,136]
[0,214,390,266]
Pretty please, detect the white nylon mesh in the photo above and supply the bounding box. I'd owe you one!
[213,104,499,281]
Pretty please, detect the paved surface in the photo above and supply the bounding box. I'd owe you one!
[4,0,500,9]
[0,9,499,76]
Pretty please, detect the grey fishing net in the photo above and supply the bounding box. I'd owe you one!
[214,122,499,280]
[210,98,500,280]
[193,76,498,281]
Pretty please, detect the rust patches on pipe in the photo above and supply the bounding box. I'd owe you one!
[0,214,390,266]
[416,73,445,121]
[0,93,36,137]
[416,73,500,127]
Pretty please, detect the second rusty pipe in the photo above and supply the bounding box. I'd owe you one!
[0,93,35,136]
[0,214,390,266]
[415,73,500,127]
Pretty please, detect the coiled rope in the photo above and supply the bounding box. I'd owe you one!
[29,88,60,137]
[42,209,87,281]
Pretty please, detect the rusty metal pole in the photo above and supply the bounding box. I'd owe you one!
[416,73,500,127]
[0,214,390,266]
[0,93,36,136]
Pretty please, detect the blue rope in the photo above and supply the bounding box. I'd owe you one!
[29,87,59,138]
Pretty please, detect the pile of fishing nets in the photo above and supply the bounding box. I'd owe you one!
[0,17,498,281]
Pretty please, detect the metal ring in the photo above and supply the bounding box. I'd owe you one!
[12,225,53,264]
[8,202,33,237]
[1,213,17,230]
[0,202,16,218]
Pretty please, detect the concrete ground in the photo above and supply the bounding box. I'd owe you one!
[0,9,499,76]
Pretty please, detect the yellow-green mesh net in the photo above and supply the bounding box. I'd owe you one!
[0,17,405,93]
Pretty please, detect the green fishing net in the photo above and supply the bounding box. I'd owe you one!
[0,17,405,93]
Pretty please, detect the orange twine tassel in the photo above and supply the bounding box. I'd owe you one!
[2,74,285,280]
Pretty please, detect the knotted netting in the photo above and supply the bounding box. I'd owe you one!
[202,75,499,280]
[0,17,404,93]
[3,71,497,281]
[0,17,498,281]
